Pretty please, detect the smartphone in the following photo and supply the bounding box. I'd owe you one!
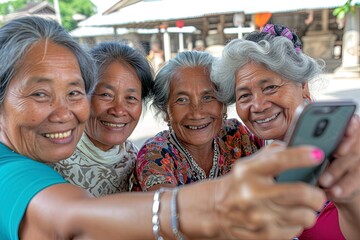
[276,100,357,185]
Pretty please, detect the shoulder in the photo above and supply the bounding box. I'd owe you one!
[123,140,139,154]
[0,146,66,239]
[218,118,264,155]
[139,130,173,152]
[137,130,179,165]
[220,118,253,137]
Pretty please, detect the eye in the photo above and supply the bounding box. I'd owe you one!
[32,91,47,98]
[93,91,113,99]
[263,85,279,94]
[202,95,216,103]
[127,95,140,103]
[30,91,50,102]
[175,97,188,104]
[68,89,86,100]
[69,90,84,96]
[237,93,251,103]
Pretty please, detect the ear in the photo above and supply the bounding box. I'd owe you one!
[302,82,311,101]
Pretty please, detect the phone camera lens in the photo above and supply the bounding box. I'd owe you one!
[313,119,329,137]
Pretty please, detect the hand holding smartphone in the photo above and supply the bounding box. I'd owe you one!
[276,100,357,185]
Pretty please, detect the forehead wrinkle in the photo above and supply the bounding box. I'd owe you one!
[40,38,49,62]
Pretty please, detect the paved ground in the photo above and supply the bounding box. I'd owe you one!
[129,74,360,148]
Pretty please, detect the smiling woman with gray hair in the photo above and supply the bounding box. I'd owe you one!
[133,50,262,192]
[211,24,360,239]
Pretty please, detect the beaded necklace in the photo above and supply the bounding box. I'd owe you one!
[169,132,219,181]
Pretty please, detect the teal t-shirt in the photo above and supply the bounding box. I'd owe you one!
[0,143,66,240]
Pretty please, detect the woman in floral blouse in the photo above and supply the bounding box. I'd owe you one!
[133,51,263,191]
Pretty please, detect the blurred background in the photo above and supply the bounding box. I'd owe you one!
[0,0,358,147]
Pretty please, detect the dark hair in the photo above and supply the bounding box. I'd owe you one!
[0,16,96,105]
[90,41,154,105]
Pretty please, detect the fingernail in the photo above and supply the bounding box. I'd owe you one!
[311,148,324,162]
[319,173,333,187]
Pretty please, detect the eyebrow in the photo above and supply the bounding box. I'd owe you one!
[97,82,140,93]
[236,78,273,92]
[29,77,84,86]
[173,88,214,96]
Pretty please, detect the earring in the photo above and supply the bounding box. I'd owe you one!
[223,113,228,121]
[167,121,173,133]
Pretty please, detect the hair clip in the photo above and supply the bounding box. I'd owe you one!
[261,23,302,54]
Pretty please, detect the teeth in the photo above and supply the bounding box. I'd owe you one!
[45,130,72,139]
[188,124,208,130]
[101,121,125,128]
[255,113,279,124]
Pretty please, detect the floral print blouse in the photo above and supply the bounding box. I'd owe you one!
[132,118,263,191]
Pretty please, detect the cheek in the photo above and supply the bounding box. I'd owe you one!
[131,105,142,121]
[236,103,248,121]
[90,99,106,116]
[75,100,90,123]
[11,105,49,127]
[167,106,183,123]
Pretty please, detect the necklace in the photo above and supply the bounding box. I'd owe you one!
[169,132,219,181]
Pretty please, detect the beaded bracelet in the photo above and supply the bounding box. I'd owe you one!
[152,188,169,240]
[171,187,185,240]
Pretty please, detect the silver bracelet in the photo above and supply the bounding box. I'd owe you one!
[152,188,169,240]
[171,187,185,240]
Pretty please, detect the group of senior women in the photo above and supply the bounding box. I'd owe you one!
[1,16,332,240]
[132,23,360,239]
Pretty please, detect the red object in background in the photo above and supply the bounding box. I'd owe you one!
[255,12,272,28]
[176,20,184,28]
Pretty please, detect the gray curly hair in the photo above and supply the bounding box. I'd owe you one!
[211,32,325,105]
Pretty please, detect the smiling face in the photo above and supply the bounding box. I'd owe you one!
[167,66,224,148]
[85,61,142,151]
[235,62,310,140]
[0,40,89,163]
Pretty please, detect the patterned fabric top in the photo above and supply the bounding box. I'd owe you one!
[51,133,138,197]
[133,118,263,191]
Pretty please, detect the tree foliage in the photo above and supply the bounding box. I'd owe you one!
[0,0,96,31]
[333,0,360,20]
[51,0,95,30]
[0,0,27,15]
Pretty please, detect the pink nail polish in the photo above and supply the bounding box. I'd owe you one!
[311,149,324,162]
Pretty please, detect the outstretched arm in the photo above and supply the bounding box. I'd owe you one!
[20,143,325,240]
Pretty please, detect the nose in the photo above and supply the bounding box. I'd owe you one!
[48,101,74,123]
[188,101,205,119]
[250,94,271,113]
[108,98,127,117]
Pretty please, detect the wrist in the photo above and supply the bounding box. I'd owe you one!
[177,180,221,239]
